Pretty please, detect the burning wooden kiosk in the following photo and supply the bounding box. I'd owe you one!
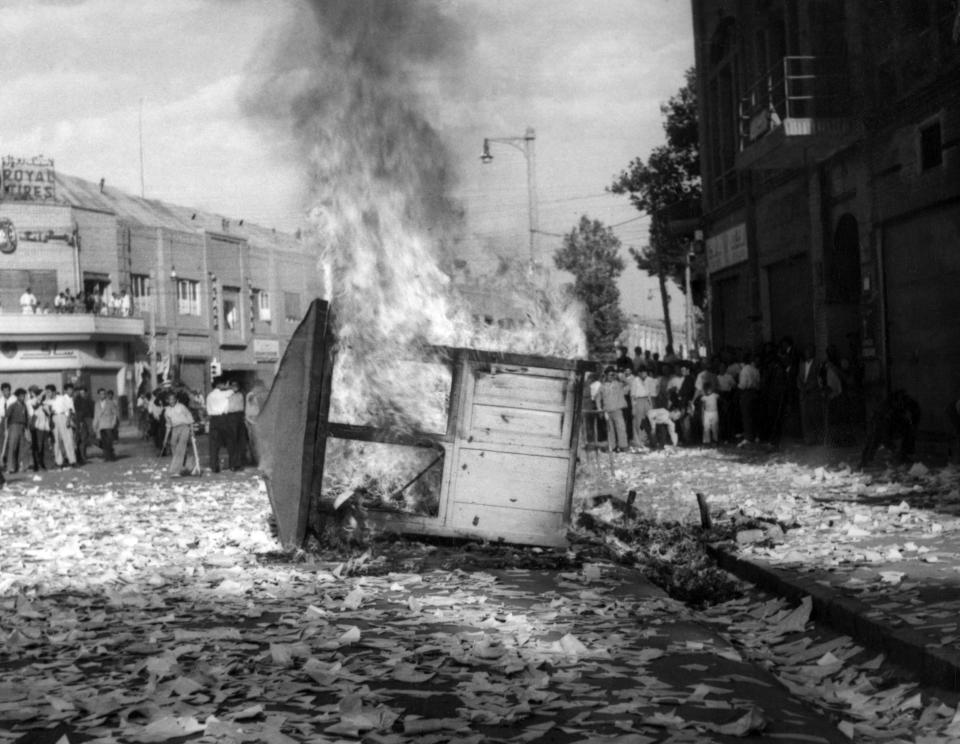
[255,299,590,549]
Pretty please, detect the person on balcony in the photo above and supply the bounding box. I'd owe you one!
[19,287,37,314]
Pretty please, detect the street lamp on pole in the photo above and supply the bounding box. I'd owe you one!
[480,127,538,266]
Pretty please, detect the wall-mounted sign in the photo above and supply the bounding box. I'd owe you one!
[253,338,280,362]
[706,222,748,273]
[1,156,57,201]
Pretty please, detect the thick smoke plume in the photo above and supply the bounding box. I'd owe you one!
[244,0,585,436]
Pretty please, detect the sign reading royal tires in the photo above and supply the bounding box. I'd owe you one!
[1,155,57,201]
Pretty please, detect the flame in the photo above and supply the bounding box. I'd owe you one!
[247,0,586,513]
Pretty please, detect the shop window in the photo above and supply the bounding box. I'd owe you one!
[177,279,200,316]
[920,121,942,170]
[284,292,301,322]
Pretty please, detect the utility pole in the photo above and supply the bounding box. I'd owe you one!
[684,245,694,359]
[149,268,158,387]
[139,98,146,198]
[481,127,538,266]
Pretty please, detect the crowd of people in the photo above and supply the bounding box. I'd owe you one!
[583,339,874,457]
[137,375,267,477]
[0,372,271,485]
[14,286,134,316]
[0,382,122,484]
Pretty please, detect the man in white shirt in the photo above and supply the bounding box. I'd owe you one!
[19,287,37,314]
[205,377,234,473]
[738,355,762,445]
[629,367,654,447]
[0,383,10,465]
[47,383,78,467]
[226,379,246,470]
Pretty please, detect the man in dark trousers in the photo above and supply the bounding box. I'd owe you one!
[93,388,120,462]
[226,379,246,471]
[205,377,235,473]
[4,389,29,473]
[73,386,95,464]
[859,389,921,469]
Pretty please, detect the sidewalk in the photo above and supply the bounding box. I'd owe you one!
[704,453,960,691]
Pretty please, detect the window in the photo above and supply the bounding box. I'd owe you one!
[284,291,301,322]
[254,289,271,322]
[131,273,151,313]
[222,286,241,331]
[920,121,942,170]
[177,279,200,316]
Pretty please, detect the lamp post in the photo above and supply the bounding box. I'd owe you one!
[480,127,538,266]
[149,268,158,389]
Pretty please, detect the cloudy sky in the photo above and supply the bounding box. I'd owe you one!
[2,0,693,311]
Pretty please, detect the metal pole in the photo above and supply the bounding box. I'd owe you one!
[524,127,538,267]
[149,268,158,389]
[685,247,693,358]
[139,98,146,198]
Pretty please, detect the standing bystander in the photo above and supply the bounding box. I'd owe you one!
[73,386,95,464]
[597,367,630,453]
[27,386,50,471]
[48,384,78,468]
[93,388,120,461]
[205,377,234,473]
[737,354,762,446]
[797,345,823,446]
[164,391,196,476]
[226,380,246,470]
[4,389,29,473]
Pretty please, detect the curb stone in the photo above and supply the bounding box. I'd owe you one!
[707,544,960,692]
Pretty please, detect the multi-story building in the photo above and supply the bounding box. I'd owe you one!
[692,0,959,441]
[0,160,324,416]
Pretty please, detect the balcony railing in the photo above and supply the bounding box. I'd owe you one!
[0,309,144,339]
[739,56,851,147]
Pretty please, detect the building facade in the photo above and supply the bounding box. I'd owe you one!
[692,0,960,441]
[0,162,324,416]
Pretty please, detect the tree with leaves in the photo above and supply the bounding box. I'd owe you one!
[610,67,702,350]
[554,215,626,355]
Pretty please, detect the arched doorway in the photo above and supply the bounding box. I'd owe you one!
[828,214,862,305]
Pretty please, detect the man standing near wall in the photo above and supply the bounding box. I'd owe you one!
[0,383,10,469]
[4,389,28,473]
[73,386,95,464]
[93,388,120,462]
[48,383,78,468]
[226,380,246,471]
[798,345,823,446]
[737,354,762,446]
